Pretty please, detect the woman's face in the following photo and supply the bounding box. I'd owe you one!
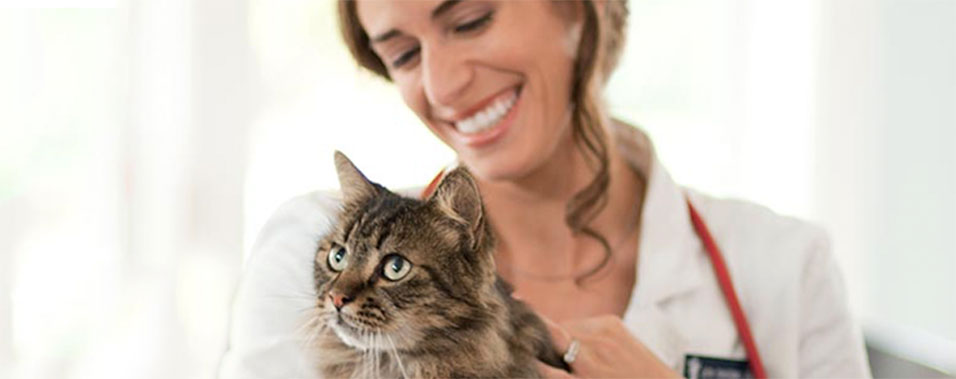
[356,0,582,181]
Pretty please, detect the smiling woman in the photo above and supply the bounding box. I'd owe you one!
[341,0,630,290]
[221,1,871,378]
[338,0,648,331]
[344,1,607,230]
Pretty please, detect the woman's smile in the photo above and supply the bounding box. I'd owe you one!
[355,0,580,181]
[444,85,523,148]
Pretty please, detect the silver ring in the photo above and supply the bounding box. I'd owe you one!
[563,339,581,364]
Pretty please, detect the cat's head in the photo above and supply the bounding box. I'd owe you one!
[313,152,497,351]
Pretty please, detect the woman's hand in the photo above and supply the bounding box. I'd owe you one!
[536,315,681,378]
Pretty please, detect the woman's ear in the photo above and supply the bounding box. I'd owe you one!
[334,151,378,205]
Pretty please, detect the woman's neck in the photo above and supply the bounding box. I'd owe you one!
[475,120,647,280]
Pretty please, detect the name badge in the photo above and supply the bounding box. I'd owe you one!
[684,354,752,379]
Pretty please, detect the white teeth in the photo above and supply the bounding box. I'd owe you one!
[455,90,518,135]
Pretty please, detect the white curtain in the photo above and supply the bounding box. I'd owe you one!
[1,0,251,377]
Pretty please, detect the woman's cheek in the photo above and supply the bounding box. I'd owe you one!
[397,79,427,121]
[398,80,450,143]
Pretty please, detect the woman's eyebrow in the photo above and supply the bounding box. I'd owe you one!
[372,29,401,44]
[371,0,463,44]
[431,0,462,20]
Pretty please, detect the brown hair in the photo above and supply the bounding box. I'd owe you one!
[336,0,630,281]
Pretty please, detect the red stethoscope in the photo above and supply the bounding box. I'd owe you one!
[422,171,768,378]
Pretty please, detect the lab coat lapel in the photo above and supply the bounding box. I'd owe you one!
[631,158,707,306]
[617,127,710,369]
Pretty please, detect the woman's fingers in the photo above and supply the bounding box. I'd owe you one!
[541,314,573,353]
[540,315,584,374]
[537,315,681,378]
[536,361,576,379]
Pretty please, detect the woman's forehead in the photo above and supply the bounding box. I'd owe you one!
[355,0,447,38]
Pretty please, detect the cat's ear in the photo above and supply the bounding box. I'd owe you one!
[429,167,485,247]
[334,151,377,204]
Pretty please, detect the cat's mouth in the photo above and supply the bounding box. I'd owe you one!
[330,313,417,352]
[331,314,385,350]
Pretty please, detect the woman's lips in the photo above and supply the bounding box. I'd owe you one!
[449,86,522,148]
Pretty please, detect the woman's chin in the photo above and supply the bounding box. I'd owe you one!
[455,126,573,184]
[461,154,539,183]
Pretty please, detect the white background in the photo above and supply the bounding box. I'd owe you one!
[0,0,953,378]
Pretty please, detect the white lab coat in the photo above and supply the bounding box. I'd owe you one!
[219,127,871,378]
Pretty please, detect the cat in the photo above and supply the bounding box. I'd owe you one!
[305,151,569,378]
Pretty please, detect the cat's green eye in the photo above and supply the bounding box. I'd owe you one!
[327,246,348,272]
[382,255,411,281]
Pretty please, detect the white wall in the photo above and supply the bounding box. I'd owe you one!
[0,0,252,378]
[814,0,956,369]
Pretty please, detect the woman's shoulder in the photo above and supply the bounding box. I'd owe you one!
[681,191,869,377]
[685,189,830,265]
[243,191,342,268]
[261,190,342,236]
[682,188,837,299]
[221,190,344,379]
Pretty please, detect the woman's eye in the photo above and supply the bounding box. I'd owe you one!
[382,254,412,281]
[327,246,348,272]
[454,11,493,33]
[392,46,420,68]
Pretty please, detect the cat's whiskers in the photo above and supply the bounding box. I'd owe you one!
[299,308,326,332]
[263,284,317,307]
[303,319,323,349]
[367,331,374,377]
[386,333,409,379]
[373,332,380,378]
[365,330,374,379]
[360,329,366,378]
[375,332,391,375]
[265,294,316,301]
[297,310,324,349]
[356,329,368,379]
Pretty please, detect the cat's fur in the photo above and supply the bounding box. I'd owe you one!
[306,152,568,378]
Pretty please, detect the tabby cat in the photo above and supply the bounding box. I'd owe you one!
[306,152,568,378]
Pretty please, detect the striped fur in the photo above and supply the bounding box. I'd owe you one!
[305,153,568,378]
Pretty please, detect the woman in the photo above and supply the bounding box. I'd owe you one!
[220,1,871,377]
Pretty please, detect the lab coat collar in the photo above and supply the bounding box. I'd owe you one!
[615,124,708,368]
[615,124,707,308]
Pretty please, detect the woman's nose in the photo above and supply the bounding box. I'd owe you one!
[421,45,473,107]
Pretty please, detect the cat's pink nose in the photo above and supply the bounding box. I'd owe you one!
[329,292,352,311]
